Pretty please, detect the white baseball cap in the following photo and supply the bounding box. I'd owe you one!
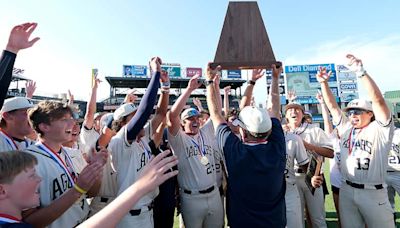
[343,99,373,112]
[233,106,272,133]
[180,108,200,120]
[0,97,34,113]
[284,102,304,113]
[113,103,138,121]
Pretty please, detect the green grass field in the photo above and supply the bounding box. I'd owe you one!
[172,161,400,228]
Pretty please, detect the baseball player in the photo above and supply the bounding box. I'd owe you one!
[284,101,333,228]
[22,100,106,228]
[107,56,169,228]
[167,73,223,228]
[386,127,400,222]
[284,131,309,228]
[0,97,35,152]
[318,54,395,228]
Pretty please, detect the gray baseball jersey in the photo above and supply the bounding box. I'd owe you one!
[108,123,158,209]
[335,114,394,185]
[25,143,89,228]
[388,128,400,172]
[285,132,309,184]
[168,119,218,190]
[0,129,34,152]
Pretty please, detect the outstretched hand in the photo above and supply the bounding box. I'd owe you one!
[6,22,40,54]
[287,90,297,103]
[149,57,162,74]
[206,62,221,81]
[223,86,231,95]
[25,80,36,99]
[187,74,202,91]
[315,90,324,104]
[136,150,178,194]
[346,54,366,77]
[251,69,265,81]
[316,66,332,83]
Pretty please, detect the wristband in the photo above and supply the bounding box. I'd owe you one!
[205,80,214,86]
[248,80,256,85]
[74,184,87,195]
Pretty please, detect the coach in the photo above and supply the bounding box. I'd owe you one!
[205,62,286,227]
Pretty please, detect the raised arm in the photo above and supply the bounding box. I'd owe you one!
[1,22,39,109]
[126,57,162,141]
[214,73,223,112]
[239,69,264,109]
[77,151,178,228]
[205,63,226,126]
[150,70,170,136]
[316,67,342,124]
[223,86,231,116]
[316,91,333,134]
[167,74,202,135]
[83,75,100,129]
[346,54,391,123]
[267,64,282,118]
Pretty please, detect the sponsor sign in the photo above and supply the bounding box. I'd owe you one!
[227,70,242,79]
[161,64,181,77]
[340,82,357,91]
[340,92,359,102]
[337,71,356,81]
[186,67,202,77]
[267,85,285,95]
[123,65,147,77]
[285,63,338,101]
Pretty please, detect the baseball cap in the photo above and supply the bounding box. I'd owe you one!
[284,102,305,113]
[232,106,272,133]
[181,108,200,120]
[0,97,34,113]
[304,111,313,118]
[113,103,138,121]
[343,99,373,112]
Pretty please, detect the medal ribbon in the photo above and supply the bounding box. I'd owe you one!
[0,214,21,224]
[348,127,364,156]
[36,142,76,184]
[0,129,19,150]
[190,132,207,161]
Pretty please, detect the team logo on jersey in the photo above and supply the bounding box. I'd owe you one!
[52,173,73,200]
[343,138,373,154]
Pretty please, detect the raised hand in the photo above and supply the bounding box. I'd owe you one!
[316,66,332,83]
[346,54,366,77]
[160,69,169,83]
[136,150,178,194]
[68,90,74,105]
[124,89,138,103]
[251,69,265,81]
[25,80,36,99]
[6,22,40,54]
[187,74,202,91]
[271,62,282,78]
[93,73,102,89]
[206,62,221,81]
[75,161,104,192]
[223,86,231,95]
[287,90,297,103]
[149,57,162,74]
[192,97,202,107]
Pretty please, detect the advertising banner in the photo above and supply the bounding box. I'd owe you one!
[161,64,181,77]
[337,71,356,81]
[285,63,338,102]
[340,82,358,91]
[227,70,242,79]
[186,67,202,77]
[340,92,359,102]
[123,65,147,77]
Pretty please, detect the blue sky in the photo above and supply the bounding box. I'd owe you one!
[1,0,399,104]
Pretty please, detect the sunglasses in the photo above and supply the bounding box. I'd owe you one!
[345,109,367,117]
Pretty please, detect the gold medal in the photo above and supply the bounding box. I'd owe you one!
[200,156,209,165]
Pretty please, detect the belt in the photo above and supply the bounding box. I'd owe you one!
[129,202,154,216]
[183,186,215,195]
[100,197,109,203]
[387,170,396,173]
[295,168,304,174]
[345,180,383,190]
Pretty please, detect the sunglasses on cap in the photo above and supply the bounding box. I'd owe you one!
[345,109,367,117]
